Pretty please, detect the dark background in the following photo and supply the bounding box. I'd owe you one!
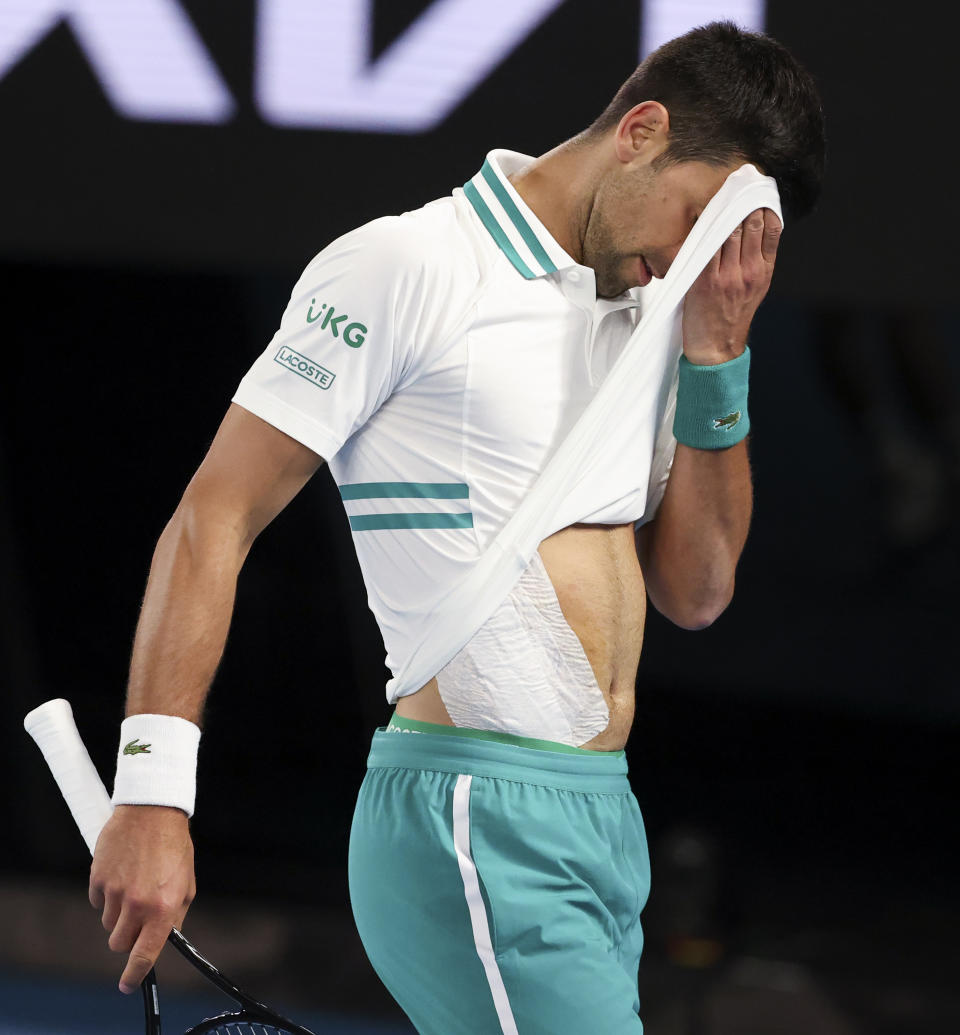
[2,2,958,1032]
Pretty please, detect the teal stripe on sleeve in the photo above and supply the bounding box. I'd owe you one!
[340,482,469,501]
[462,181,536,279]
[349,512,475,531]
[480,160,557,275]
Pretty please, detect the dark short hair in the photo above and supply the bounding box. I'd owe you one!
[587,21,825,220]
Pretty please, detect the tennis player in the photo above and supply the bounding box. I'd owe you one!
[89,22,824,1034]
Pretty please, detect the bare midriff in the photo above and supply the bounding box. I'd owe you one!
[393,522,646,751]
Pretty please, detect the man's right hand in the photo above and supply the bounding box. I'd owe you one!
[89,804,196,994]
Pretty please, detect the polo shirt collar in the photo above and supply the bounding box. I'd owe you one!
[463,149,578,280]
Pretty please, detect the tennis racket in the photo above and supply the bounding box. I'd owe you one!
[24,697,317,1035]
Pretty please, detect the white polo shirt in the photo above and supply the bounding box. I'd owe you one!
[233,150,676,701]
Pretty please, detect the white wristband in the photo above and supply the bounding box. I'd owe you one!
[112,714,201,818]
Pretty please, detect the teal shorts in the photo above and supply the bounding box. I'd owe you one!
[348,717,650,1034]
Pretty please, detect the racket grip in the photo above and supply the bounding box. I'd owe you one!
[24,698,114,856]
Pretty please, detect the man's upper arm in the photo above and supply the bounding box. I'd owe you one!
[185,222,425,549]
[230,216,437,464]
[180,402,325,547]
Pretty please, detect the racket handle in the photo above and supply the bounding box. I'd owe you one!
[24,698,114,856]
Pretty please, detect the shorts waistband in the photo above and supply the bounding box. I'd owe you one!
[386,712,623,756]
[367,726,630,793]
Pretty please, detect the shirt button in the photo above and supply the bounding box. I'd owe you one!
[566,269,581,282]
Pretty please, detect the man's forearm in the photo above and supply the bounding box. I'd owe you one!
[126,504,248,723]
[639,438,752,629]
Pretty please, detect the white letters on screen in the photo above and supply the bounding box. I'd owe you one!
[0,0,234,121]
[640,0,765,58]
[0,0,767,131]
[255,0,565,132]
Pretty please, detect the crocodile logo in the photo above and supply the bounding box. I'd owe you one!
[713,411,742,431]
[123,738,152,756]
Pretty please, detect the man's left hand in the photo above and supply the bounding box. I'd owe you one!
[681,207,782,365]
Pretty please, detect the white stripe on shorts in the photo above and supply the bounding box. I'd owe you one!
[452,774,519,1035]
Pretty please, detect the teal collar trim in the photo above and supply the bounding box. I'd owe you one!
[463,152,575,280]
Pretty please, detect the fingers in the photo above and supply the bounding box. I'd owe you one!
[717,208,780,279]
[118,921,172,995]
[104,890,192,994]
[108,901,146,956]
[707,206,784,280]
[738,210,766,266]
[761,208,783,263]
[718,221,743,274]
[101,890,121,933]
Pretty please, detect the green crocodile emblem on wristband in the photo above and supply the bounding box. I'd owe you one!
[123,738,152,756]
[712,410,742,431]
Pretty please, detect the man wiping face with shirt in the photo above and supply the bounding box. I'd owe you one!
[90,21,825,1035]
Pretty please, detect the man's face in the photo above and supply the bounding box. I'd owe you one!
[585,156,746,299]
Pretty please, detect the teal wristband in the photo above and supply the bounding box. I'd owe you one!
[673,347,751,450]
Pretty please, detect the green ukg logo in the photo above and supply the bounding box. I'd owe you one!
[123,739,151,756]
[274,346,336,389]
[713,411,742,431]
[306,299,367,348]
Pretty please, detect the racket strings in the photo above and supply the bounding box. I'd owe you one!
[206,1025,296,1034]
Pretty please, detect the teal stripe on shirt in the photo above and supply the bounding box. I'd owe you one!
[340,482,469,500]
[480,160,557,275]
[462,181,536,279]
[349,512,474,531]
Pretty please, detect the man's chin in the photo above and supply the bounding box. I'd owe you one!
[593,269,626,299]
[596,279,631,300]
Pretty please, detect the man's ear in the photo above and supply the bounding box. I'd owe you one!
[613,101,670,165]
